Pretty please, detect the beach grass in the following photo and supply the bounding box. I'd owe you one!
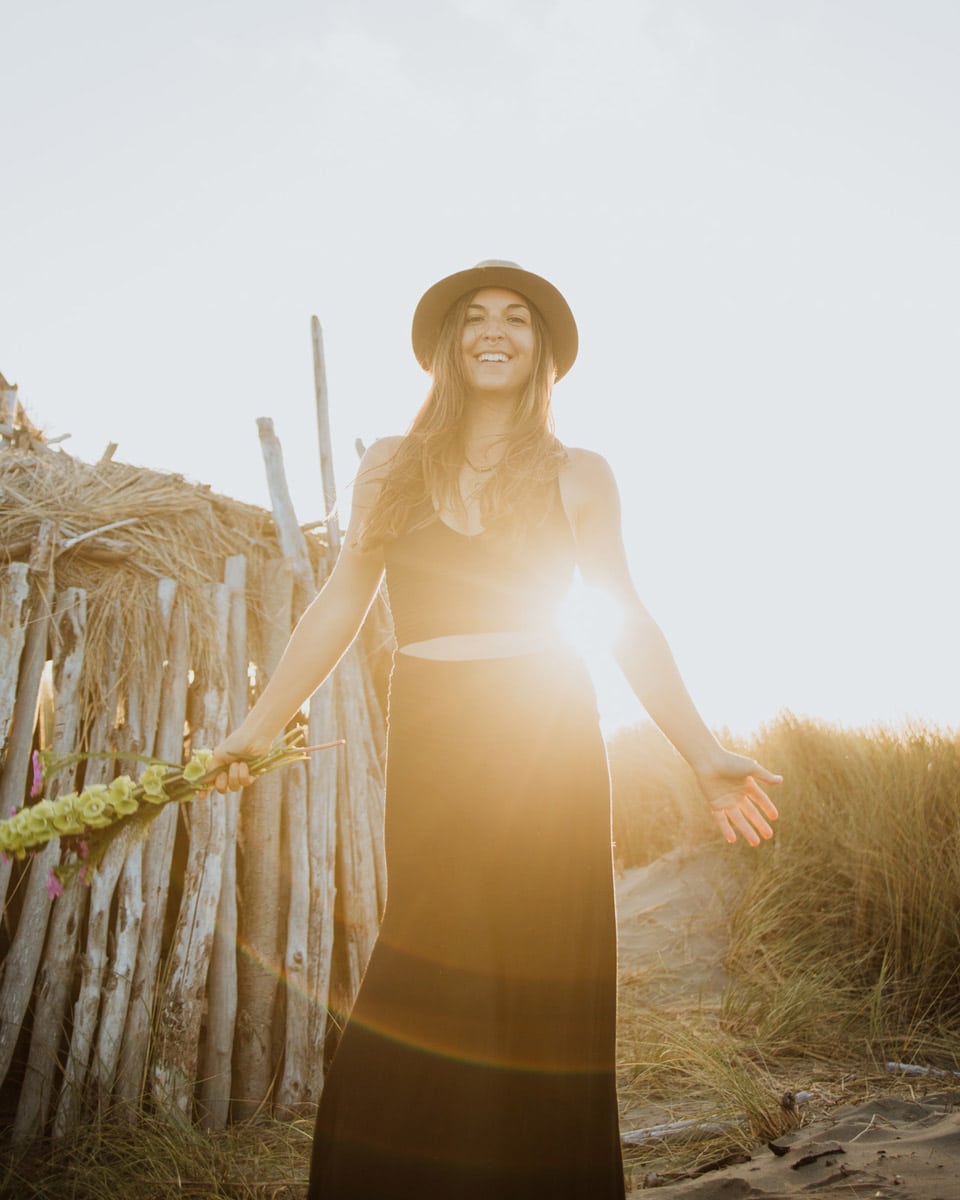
[611,713,960,1179]
[0,1111,314,1198]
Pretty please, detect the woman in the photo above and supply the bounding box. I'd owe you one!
[210,260,781,1198]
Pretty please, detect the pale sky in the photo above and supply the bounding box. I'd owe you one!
[3,0,958,735]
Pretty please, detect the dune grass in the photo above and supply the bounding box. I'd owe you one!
[610,713,960,1181]
[0,1111,314,1199]
[725,717,960,1049]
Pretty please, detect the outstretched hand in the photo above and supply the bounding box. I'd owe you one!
[695,750,782,846]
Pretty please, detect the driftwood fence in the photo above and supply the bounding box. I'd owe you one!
[0,366,390,1139]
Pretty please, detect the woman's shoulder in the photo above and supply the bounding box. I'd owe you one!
[557,446,620,527]
[559,446,617,488]
[355,435,405,482]
[363,435,405,467]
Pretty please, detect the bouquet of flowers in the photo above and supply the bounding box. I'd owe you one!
[0,728,337,897]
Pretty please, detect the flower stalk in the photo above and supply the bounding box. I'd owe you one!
[0,728,342,895]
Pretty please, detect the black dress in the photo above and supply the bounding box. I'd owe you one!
[308,492,625,1199]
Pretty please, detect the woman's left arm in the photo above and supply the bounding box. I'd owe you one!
[563,449,781,846]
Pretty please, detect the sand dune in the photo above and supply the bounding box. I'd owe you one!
[633,1093,960,1199]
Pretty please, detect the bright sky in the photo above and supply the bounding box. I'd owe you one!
[3,0,958,736]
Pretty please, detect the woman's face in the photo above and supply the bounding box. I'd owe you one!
[459,287,537,399]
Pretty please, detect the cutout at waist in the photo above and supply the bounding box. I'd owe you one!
[397,630,564,661]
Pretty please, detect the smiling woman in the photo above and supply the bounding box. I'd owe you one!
[208,259,781,1199]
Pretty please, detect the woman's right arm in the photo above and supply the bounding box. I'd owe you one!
[208,437,401,793]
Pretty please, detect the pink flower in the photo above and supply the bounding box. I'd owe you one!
[30,750,44,799]
[46,870,63,900]
[78,839,89,860]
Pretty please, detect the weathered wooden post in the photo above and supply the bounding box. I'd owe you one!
[233,559,293,1117]
[152,582,231,1116]
[112,596,191,1114]
[0,522,57,908]
[311,316,341,555]
[0,588,85,1089]
[198,554,247,1128]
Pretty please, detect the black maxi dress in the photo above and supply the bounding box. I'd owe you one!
[308,488,625,1199]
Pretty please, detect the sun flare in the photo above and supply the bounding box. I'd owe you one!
[557,581,643,732]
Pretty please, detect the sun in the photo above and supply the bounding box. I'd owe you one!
[556,579,645,733]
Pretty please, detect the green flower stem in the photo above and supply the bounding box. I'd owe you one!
[0,727,338,892]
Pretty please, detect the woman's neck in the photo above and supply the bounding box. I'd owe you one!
[462,420,513,472]
[462,394,515,444]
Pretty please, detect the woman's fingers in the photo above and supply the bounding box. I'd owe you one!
[710,787,778,845]
[739,795,775,841]
[744,776,780,821]
[712,807,737,845]
[206,753,254,795]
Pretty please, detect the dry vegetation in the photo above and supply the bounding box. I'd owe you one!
[0,446,319,723]
[609,714,960,1185]
[3,715,958,1195]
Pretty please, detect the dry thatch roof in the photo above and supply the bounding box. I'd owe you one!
[1,440,329,730]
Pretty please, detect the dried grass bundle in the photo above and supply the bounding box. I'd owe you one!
[0,446,329,731]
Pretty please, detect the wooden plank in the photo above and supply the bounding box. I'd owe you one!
[197,556,246,1129]
[232,559,292,1118]
[152,583,230,1116]
[112,596,190,1113]
[0,522,56,909]
[0,588,85,1090]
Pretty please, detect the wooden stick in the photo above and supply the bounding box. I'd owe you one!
[112,596,190,1114]
[45,601,126,1137]
[256,417,316,611]
[60,517,141,551]
[89,578,177,1105]
[152,582,230,1116]
[332,647,384,1013]
[232,559,291,1118]
[277,759,310,1115]
[305,677,339,1102]
[311,316,341,555]
[0,522,57,910]
[11,594,95,1144]
[52,823,140,1137]
[0,561,31,754]
[0,588,86,1090]
[197,557,246,1129]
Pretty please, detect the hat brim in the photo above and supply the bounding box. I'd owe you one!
[411,261,578,382]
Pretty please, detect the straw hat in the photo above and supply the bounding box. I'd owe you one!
[411,260,579,381]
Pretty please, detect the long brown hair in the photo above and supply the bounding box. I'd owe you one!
[359,291,567,548]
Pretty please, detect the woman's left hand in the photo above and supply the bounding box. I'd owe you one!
[695,751,782,846]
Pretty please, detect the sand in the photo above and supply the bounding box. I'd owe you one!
[614,851,960,1200]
